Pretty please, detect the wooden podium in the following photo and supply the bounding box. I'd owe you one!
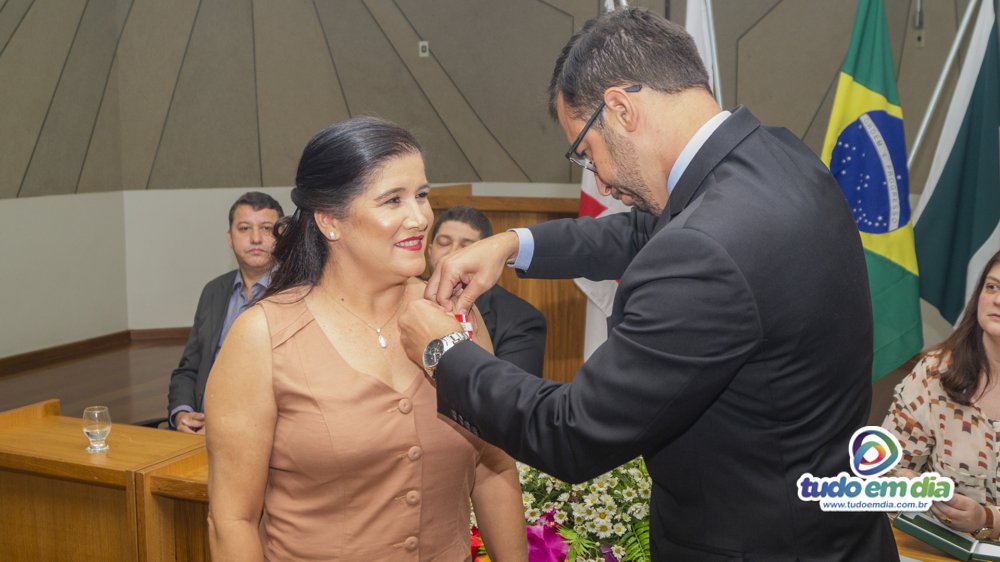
[0,400,203,561]
[0,402,962,561]
[136,448,210,561]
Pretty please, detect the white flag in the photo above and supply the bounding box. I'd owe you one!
[686,0,723,106]
[575,171,630,359]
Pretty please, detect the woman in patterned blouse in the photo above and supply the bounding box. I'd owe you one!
[883,250,1000,539]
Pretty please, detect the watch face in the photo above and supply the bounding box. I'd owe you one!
[423,339,445,369]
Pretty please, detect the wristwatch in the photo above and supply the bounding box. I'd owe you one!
[972,505,995,540]
[422,331,470,374]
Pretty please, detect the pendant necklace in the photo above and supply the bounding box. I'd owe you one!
[332,288,406,349]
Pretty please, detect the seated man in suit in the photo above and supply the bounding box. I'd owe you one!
[167,192,284,433]
[428,206,546,376]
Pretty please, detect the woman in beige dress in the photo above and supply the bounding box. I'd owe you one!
[883,250,1000,540]
[206,117,528,561]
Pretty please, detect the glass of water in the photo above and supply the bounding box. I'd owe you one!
[82,406,111,453]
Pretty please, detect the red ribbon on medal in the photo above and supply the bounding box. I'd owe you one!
[455,313,473,338]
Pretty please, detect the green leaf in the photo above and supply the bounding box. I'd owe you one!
[621,520,650,562]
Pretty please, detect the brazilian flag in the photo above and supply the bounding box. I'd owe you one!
[821,0,922,381]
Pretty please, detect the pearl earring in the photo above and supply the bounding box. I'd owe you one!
[328,231,338,241]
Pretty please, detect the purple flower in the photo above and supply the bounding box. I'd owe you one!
[526,510,568,562]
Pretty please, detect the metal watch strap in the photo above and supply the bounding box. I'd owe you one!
[440,331,469,355]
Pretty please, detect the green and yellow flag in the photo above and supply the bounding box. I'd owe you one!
[821,0,922,380]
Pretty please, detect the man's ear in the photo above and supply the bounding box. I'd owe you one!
[604,86,640,133]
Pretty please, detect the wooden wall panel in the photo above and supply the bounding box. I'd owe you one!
[431,193,586,383]
[490,210,586,384]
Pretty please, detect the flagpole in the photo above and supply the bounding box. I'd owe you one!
[705,0,723,107]
[907,0,981,169]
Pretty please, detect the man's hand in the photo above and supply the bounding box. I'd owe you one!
[426,231,520,313]
[399,299,463,367]
[175,411,206,434]
[930,492,987,532]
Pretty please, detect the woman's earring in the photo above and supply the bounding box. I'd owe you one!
[328,231,338,241]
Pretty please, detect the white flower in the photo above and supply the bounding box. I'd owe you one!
[583,493,600,507]
[525,507,542,522]
[630,502,650,519]
[594,508,612,523]
[621,487,638,501]
[542,502,555,513]
[594,521,613,538]
[612,544,626,558]
[613,522,627,536]
[522,492,535,509]
[557,492,570,503]
[517,463,531,477]
[608,476,620,488]
[554,510,568,524]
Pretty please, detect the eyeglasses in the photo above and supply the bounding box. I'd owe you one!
[564,84,642,173]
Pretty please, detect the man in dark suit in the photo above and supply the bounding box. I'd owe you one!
[167,192,284,433]
[427,206,546,376]
[399,8,898,560]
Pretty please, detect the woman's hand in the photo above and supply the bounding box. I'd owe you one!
[930,492,987,533]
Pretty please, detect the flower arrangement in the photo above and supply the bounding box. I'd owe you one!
[472,458,652,562]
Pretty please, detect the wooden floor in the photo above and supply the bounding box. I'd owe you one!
[0,341,184,424]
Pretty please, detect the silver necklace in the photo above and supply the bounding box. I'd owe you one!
[332,289,406,349]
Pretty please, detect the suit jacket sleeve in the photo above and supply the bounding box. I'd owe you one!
[523,209,658,280]
[436,228,762,483]
[491,298,546,377]
[167,282,215,414]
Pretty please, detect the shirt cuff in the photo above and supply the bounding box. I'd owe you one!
[169,405,195,429]
[508,228,534,271]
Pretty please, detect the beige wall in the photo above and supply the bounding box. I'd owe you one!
[123,187,293,329]
[0,1,973,357]
[0,192,128,357]
[0,184,581,355]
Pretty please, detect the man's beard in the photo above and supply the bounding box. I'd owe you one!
[602,127,663,216]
